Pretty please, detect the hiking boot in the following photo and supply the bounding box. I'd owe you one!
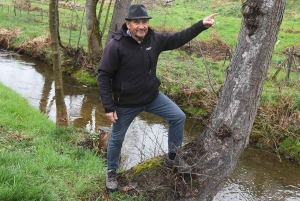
[164,154,192,173]
[106,169,118,192]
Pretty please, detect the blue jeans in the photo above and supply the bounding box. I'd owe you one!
[107,92,186,170]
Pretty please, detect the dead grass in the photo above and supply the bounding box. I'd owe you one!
[180,37,231,61]
[13,34,51,60]
[0,28,22,48]
[210,0,240,9]
[281,28,300,34]
[0,28,22,38]
[252,94,300,159]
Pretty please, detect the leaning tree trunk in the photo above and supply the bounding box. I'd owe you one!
[121,0,286,200]
[49,0,68,127]
[105,0,132,45]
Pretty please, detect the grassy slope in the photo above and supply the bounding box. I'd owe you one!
[0,82,139,200]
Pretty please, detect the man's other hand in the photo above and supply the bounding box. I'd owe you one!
[106,111,118,123]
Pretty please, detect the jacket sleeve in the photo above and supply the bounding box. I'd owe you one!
[159,20,208,51]
[97,40,120,113]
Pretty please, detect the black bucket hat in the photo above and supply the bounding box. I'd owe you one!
[125,4,152,20]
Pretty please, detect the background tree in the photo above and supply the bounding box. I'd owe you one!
[105,0,132,45]
[85,0,113,69]
[121,0,287,200]
[49,0,68,127]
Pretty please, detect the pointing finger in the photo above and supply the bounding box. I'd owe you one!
[207,13,218,19]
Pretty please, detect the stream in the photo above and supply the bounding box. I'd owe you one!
[1,49,299,200]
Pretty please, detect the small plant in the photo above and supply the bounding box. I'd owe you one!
[280,137,300,161]
[132,157,163,176]
[73,69,97,85]
[294,96,300,110]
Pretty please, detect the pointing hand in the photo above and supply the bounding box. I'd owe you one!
[203,13,218,28]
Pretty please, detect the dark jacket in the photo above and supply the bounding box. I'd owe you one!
[98,20,207,113]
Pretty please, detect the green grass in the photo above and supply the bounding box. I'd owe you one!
[0,82,143,200]
[0,0,299,66]
[280,137,300,161]
[0,0,300,167]
[73,69,98,85]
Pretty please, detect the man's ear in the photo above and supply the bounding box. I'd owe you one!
[126,20,130,29]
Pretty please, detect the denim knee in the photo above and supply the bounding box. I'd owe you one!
[173,110,186,124]
[179,111,186,122]
[109,135,125,146]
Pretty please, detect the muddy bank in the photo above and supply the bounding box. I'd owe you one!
[0,28,89,72]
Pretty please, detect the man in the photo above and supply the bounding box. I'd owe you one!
[98,4,217,191]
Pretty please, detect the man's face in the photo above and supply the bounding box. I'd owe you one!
[126,19,149,42]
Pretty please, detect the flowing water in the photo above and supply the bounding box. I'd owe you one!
[1,49,299,200]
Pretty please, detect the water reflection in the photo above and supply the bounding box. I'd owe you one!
[1,50,300,200]
[214,147,300,200]
[0,50,203,169]
[0,50,109,131]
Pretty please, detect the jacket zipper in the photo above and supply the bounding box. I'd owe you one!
[148,53,152,76]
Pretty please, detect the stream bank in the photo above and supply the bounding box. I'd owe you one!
[1,27,300,164]
[1,49,300,200]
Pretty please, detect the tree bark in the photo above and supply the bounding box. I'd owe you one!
[105,0,132,45]
[49,0,68,127]
[85,0,103,66]
[121,0,286,200]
